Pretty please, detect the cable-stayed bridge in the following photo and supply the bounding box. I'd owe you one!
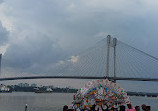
[1,35,158,93]
[1,35,158,82]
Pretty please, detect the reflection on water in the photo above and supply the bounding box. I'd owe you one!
[0,92,158,111]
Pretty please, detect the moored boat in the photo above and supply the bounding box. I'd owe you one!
[35,87,53,93]
[0,84,12,93]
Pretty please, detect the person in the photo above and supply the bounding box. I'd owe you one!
[91,104,96,111]
[135,106,140,111]
[67,109,74,111]
[68,105,75,111]
[120,105,126,111]
[63,105,68,111]
[141,104,146,111]
[113,103,118,111]
[126,104,135,111]
[101,104,109,111]
[146,106,151,111]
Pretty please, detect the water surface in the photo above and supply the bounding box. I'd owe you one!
[0,92,157,111]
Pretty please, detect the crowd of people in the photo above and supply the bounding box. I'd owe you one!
[63,104,151,111]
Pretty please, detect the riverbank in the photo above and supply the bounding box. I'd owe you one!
[7,85,77,93]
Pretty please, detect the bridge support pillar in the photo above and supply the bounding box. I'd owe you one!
[113,38,117,83]
[106,35,111,78]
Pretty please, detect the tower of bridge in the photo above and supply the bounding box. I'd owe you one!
[106,35,117,82]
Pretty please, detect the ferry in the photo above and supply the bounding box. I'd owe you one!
[34,87,53,93]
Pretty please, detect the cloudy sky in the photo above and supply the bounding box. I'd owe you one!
[0,0,158,88]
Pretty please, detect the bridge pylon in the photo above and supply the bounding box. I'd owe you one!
[106,35,117,83]
[106,35,111,78]
[113,38,117,83]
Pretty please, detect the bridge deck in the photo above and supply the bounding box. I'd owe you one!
[0,76,158,82]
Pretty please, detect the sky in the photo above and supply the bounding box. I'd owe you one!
[0,0,158,89]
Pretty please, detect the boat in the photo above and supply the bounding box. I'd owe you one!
[0,84,12,93]
[35,87,53,93]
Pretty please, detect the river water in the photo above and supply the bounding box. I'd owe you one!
[0,92,157,111]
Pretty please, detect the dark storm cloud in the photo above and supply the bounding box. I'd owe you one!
[3,33,67,74]
[1,0,158,76]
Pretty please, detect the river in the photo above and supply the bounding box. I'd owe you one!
[0,92,157,111]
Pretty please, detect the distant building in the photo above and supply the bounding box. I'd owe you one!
[24,83,29,87]
[18,83,29,87]
[18,83,24,87]
[10,85,15,88]
[49,85,54,88]
[31,83,37,87]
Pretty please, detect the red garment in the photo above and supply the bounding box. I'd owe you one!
[126,108,136,111]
